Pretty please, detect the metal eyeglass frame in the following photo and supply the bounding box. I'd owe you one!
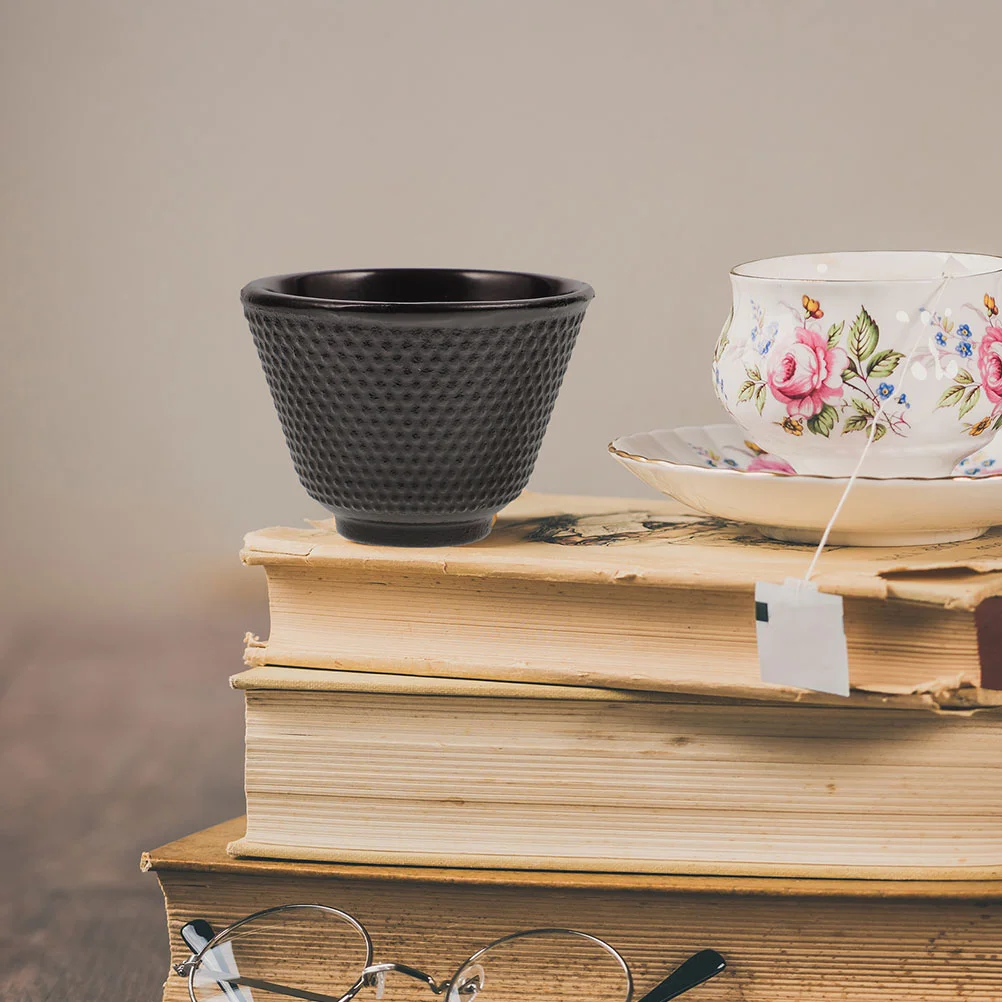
[173,903,725,1002]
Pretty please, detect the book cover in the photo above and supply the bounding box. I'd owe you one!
[145,818,1002,1002]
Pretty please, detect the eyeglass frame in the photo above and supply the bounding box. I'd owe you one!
[173,902,725,1002]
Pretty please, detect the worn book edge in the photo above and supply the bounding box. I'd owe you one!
[142,818,1002,899]
[224,836,1002,882]
[241,493,1002,609]
[233,661,1002,712]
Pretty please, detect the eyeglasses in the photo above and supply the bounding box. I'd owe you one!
[174,903,725,1002]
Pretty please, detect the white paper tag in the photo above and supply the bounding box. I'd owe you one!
[755,578,850,696]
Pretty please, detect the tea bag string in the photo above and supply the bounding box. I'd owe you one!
[803,272,955,582]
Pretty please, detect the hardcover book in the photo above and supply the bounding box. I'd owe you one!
[145,818,1002,1002]
[243,493,1002,705]
[228,665,1002,877]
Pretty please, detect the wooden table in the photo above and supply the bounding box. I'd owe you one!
[0,604,262,1001]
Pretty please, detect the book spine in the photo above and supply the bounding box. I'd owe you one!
[976,595,1002,690]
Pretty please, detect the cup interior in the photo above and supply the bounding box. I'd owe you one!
[732,250,1002,283]
[254,269,587,305]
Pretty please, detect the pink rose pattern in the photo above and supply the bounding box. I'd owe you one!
[932,294,1002,437]
[747,453,797,475]
[766,326,848,420]
[735,298,905,439]
[978,325,1002,405]
[734,293,1002,440]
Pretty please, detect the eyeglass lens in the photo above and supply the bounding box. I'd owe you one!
[446,930,631,1002]
[189,906,369,1002]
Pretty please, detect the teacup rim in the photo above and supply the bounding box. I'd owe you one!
[731,249,1002,284]
[241,268,595,313]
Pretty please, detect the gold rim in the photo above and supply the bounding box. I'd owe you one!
[607,440,1002,483]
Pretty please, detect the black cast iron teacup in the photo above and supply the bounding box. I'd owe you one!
[242,268,594,547]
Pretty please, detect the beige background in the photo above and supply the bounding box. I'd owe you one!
[3,0,1001,624]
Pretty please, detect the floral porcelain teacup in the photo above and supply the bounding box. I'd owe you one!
[712,250,1002,477]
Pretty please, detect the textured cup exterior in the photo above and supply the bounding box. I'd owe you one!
[244,303,588,521]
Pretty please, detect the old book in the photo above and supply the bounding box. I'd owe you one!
[242,493,1002,706]
[227,665,1002,877]
[145,818,1002,1002]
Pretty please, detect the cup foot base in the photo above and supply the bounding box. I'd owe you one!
[334,515,495,547]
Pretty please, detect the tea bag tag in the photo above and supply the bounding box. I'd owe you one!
[755,578,849,696]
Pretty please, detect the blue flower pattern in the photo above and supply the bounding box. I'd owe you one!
[749,300,778,356]
[713,364,727,402]
[917,307,999,436]
[691,443,751,469]
[959,455,997,477]
[726,299,998,443]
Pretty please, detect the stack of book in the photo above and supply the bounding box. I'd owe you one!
[145,493,1002,1000]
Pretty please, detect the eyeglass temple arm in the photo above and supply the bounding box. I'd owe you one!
[179,920,217,957]
[635,949,726,1002]
[176,921,251,1002]
[193,972,345,1002]
[175,922,225,981]
[178,920,260,1002]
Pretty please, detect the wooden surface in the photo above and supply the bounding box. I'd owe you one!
[0,604,262,1001]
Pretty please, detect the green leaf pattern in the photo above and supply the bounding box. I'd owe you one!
[959,386,981,419]
[848,307,879,363]
[866,349,905,378]
[732,295,1001,441]
[937,385,965,409]
[805,403,838,438]
[738,363,769,416]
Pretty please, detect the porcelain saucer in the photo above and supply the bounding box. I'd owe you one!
[609,424,1002,546]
